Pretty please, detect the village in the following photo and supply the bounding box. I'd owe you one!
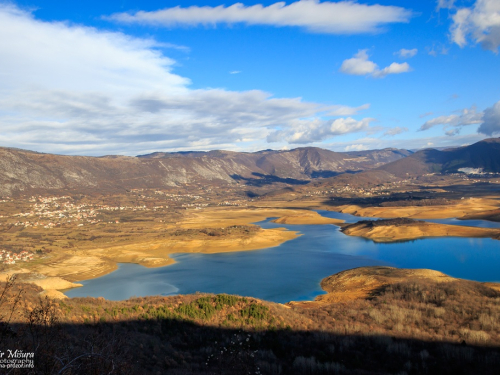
[0,249,35,265]
[0,188,252,231]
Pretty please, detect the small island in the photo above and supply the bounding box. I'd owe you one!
[340,217,500,243]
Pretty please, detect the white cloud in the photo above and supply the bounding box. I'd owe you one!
[426,42,449,56]
[419,106,483,134]
[267,117,375,144]
[419,112,434,118]
[327,103,370,116]
[229,70,241,74]
[419,100,500,137]
[436,0,456,10]
[449,0,500,52]
[344,144,368,151]
[324,133,487,152]
[396,48,417,58]
[373,62,411,78]
[445,128,461,136]
[0,4,188,96]
[383,127,409,136]
[478,100,500,135]
[339,50,412,78]
[0,4,377,155]
[339,50,378,75]
[108,1,412,34]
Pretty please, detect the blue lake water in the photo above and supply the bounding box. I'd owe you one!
[65,211,500,303]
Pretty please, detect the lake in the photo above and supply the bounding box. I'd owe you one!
[65,211,500,303]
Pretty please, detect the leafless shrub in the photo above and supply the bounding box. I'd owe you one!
[460,328,490,343]
[0,275,24,344]
[369,309,386,324]
[428,307,446,318]
[478,313,497,331]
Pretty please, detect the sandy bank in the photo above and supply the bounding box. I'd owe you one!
[289,266,500,308]
[340,219,500,243]
[35,255,118,283]
[272,211,343,225]
[177,206,324,227]
[28,207,306,283]
[31,227,298,284]
[95,226,298,270]
[0,270,82,299]
[334,197,500,220]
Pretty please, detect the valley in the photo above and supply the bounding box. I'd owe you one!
[2,138,500,374]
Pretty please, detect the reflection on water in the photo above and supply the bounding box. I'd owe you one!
[65,211,500,303]
[427,217,500,228]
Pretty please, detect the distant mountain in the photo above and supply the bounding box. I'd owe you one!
[313,137,500,189]
[139,147,412,179]
[0,146,411,196]
[379,137,500,178]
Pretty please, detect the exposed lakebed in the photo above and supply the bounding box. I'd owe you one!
[65,211,500,303]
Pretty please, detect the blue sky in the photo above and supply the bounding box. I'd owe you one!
[0,0,499,155]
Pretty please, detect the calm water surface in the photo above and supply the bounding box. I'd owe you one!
[65,211,500,302]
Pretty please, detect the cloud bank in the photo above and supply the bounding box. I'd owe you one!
[267,117,375,144]
[0,4,376,155]
[108,1,412,34]
[449,0,500,52]
[339,50,411,78]
[419,101,500,136]
[384,127,409,136]
[478,101,500,135]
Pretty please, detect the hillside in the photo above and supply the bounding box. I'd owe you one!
[0,146,410,196]
[304,137,500,190]
[339,218,500,243]
[380,137,500,178]
[139,147,411,178]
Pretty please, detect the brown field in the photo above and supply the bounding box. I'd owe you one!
[3,205,337,296]
[2,191,500,299]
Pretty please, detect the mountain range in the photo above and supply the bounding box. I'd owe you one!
[314,137,500,189]
[0,146,410,196]
[0,138,498,196]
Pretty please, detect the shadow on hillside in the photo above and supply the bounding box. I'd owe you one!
[321,190,468,208]
[231,173,310,187]
[436,182,500,196]
[4,318,500,375]
[310,170,341,179]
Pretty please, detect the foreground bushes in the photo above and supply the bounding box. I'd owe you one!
[1,277,500,374]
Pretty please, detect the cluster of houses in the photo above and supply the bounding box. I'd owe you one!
[0,250,34,265]
[13,195,154,228]
[302,178,418,198]
[216,201,246,207]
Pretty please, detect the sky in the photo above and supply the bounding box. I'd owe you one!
[0,0,499,156]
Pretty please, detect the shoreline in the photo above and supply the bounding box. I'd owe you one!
[288,266,500,308]
[62,209,343,284]
[0,227,299,298]
[271,211,343,225]
[3,207,331,297]
[339,219,500,243]
[329,197,500,221]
